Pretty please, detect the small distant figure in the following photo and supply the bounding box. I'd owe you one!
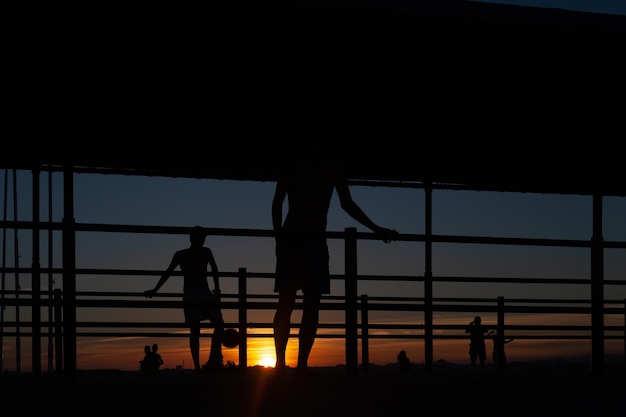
[465,316,488,367]
[152,343,164,371]
[140,345,159,374]
[145,226,225,372]
[487,331,513,369]
[397,350,411,372]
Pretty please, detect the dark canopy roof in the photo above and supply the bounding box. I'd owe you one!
[4,1,626,195]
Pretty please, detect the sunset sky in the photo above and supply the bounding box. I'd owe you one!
[2,0,626,373]
[3,166,626,372]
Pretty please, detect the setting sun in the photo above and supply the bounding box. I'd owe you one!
[258,355,276,368]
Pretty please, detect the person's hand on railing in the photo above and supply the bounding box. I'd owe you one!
[374,226,400,244]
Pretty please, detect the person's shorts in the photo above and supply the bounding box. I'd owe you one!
[183,289,222,324]
[275,236,330,294]
[469,343,487,360]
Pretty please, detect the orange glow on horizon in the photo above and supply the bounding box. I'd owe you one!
[258,355,276,368]
[3,314,625,373]
[1,335,620,373]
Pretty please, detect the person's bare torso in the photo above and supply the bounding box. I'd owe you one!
[283,161,337,233]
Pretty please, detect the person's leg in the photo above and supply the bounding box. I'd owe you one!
[273,290,297,372]
[296,291,322,372]
[493,348,497,368]
[190,323,201,370]
[208,311,225,365]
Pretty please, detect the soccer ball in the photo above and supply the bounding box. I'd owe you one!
[222,328,240,348]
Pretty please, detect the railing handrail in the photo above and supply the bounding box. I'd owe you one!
[1,220,625,376]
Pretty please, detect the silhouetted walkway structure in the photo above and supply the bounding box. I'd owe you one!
[2,1,626,381]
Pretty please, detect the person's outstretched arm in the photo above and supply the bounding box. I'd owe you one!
[207,249,220,294]
[272,177,287,235]
[144,254,178,297]
[334,173,399,243]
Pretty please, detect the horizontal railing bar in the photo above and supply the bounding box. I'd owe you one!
[4,321,624,331]
[3,321,624,333]
[5,289,626,305]
[6,220,626,249]
[2,298,624,313]
[4,271,620,286]
[3,298,619,314]
[4,267,626,286]
[3,332,623,341]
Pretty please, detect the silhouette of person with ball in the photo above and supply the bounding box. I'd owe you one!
[145,226,225,372]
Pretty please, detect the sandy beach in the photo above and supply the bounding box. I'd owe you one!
[2,361,625,417]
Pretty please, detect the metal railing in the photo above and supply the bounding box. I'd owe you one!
[1,222,626,379]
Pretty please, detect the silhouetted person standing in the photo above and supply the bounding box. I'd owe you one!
[487,330,513,369]
[397,350,411,373]
[152,343,164,371]
[272,152,399,377]
[145,226,225,372]
[465,316,488,367]
[140,345,159,374]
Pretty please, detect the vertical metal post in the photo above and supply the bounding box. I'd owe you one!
[238,267,247,373]
[344,227,358,378]
[13,169,21,374]
[47,168,54,373]
[424,181,433,373]
[591,193,604,378]
[0,169,6,374]
[32,168,42,374]
[497,296,505,371]
[62,0,76,380]
[360,294,369,373]
[62,166,77,379]
[591,40,605,379]
[54,289,63,373]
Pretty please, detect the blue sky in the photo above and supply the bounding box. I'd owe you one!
[4,166,626,370]
[474,0,626,16]
[2,0,626,370]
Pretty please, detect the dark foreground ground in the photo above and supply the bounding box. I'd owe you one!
[2,361,625,417]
